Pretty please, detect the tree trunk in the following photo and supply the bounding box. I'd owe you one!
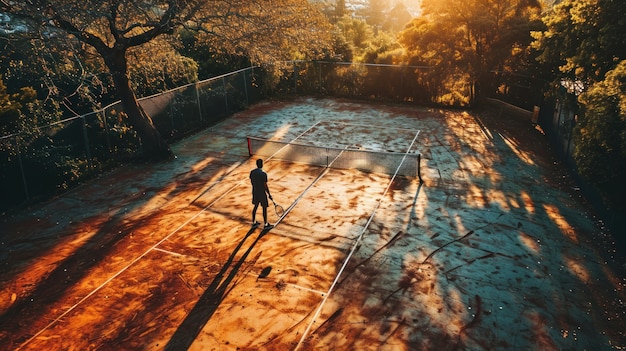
[106,50,172,160]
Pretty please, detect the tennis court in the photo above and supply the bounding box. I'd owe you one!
[0,98,624,350]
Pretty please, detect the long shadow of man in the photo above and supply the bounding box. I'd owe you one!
[164,226,271,350]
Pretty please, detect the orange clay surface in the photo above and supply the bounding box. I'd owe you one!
[0,97,624,350]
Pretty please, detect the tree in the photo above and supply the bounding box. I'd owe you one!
[532,0,626,86]
[127,37,199,97]
[533,0,626,215]
[398,0,543,105]
[383,3,413,33]
[0,75,18,133]
[576,61,626,210]
[335,0,347,21]
[1,1,332,160]
[365,0,389,29]
[336,16,374,50]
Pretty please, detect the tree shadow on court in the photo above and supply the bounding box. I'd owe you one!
[299,106,625,349]
[0,198,153,347]
[164,225,270,351]
[0,155,244,349]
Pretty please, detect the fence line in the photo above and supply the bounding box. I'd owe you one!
[1,61,541,212]
[1,66,263,211]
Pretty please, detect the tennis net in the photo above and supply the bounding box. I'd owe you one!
[247,136,421,178]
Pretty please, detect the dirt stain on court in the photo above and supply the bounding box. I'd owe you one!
[0,98,624,350]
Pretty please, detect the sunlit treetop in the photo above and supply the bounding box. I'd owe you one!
[1,0,333,63]
[532,0,626,85]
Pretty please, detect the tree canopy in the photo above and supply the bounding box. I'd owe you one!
[533,0,626,212]
[398,0,543,105]
[1,0,332,159]
[532,0,626,85]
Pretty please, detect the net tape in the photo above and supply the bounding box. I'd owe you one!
[247,136,420,177]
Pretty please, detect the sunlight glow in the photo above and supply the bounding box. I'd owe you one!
[0,224,100,315]
[499,132,535,165]
[466,183,488,208]
[190,156,216,173]
[508,196,521,209]
[272,123,292,141]
[518,232,541,254]
[486,189,510,210]
[445,288,468,334]
[534,124,546,135]
[520,191,535,214]
[563,255,590,283]
[454,214,468,234]
[526,310,554,349]
[543,204,578,243]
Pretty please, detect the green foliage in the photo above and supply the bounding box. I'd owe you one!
[127,38,199,97]
[382,3,414,33]
[533,0,626,85]
[361,31,401,64]
[0,72,62,139]
[399,0,543,105]
[0,32,116,118]
[176,30,251,80]
[1,0,334,160]
[533,0,626,216]
[575,60,626,210]
[330,26,354,62]
[336,16,374,51]
[334,16,402,64]
[0,76,21,133]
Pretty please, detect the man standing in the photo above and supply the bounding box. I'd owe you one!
[250,158,273,229]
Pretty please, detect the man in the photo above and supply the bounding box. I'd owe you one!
[250,158,273,229]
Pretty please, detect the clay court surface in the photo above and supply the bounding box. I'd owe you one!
[0,97,624,350]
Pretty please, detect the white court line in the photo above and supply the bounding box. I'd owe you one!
[267,143,353,230]
[153,247,185,257]
[17,162,251,350]
[294,130,422,350]
[18,119,325,349]
[254,120,322,163]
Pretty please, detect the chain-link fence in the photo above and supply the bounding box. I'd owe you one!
[277,61,434,104]
[1,67,264,212]
[1,61,516,213]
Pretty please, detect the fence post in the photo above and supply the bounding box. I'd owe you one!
[294,62,298,93]
[195,82,203,123]
[400,65,405,96]
[222,77,229,114]
[242,68,249,106]
[81,116,93,172]
[16,135,30,201]
[318,62,322,93]
[100,110,112,153]
[169,95,175,135]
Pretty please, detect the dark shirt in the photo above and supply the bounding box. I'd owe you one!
[250,168,267,196]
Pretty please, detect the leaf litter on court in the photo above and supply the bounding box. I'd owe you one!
[0,97,624,350]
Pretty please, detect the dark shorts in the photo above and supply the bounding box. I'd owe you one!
[252,190,268,207]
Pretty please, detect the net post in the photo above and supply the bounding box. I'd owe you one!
[418,153,423,183]
[247,137,252,156]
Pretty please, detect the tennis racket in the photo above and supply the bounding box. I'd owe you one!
[272,199,285,217]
